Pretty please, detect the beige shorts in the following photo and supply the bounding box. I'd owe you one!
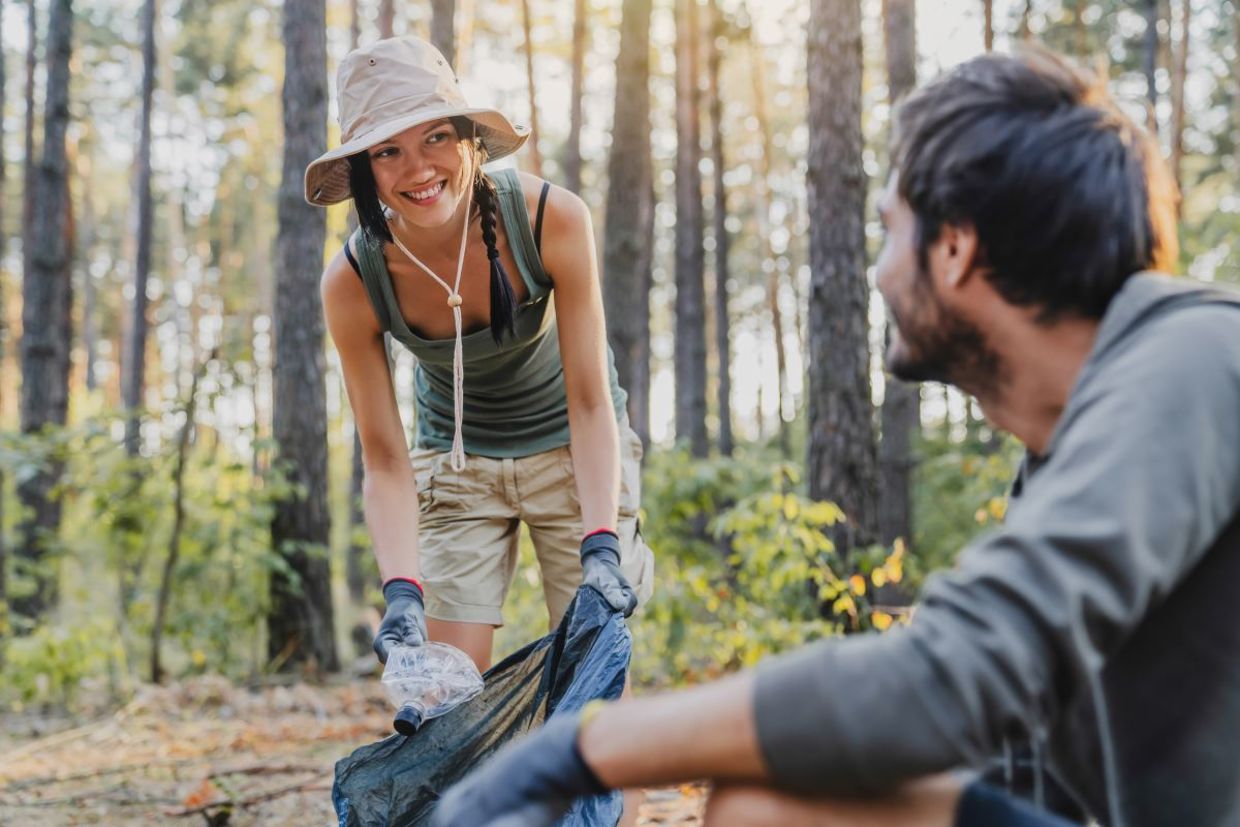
[411,427,655,628]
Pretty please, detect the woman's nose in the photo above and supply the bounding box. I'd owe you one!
[401,149,436,181]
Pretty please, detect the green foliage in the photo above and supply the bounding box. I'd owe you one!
[911,429,1023,578]
[631,447,905,687]
[2,619,128,709]
[0,413,296,709]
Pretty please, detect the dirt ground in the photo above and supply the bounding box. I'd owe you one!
[0,677,704,826]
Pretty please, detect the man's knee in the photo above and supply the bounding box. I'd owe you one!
[703,784,789,826]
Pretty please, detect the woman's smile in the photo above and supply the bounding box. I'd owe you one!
[402,179,447,207]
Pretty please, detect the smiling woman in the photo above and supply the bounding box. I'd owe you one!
[305,35,654,826]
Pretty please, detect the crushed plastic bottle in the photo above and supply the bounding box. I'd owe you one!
[382,643,485,736]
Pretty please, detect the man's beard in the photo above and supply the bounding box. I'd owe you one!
[886,275,1002,399]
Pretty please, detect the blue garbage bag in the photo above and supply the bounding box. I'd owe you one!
[332,587,630,826]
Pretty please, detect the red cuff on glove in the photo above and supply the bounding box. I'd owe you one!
[383,576,424,595]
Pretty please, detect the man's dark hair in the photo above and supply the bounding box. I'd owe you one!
[893,48,1178,320]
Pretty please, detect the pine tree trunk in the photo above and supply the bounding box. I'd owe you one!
[123,0,156,457]
[806,0,878,556]
[706,0,732,456]
[16,0,74,624]
[430,0,455,68]
[81,155,98,392]
[520,0,543,177]
[268,0,338,674]
[1169,0,1190,205]
[744,15,790,457]
[879,0,917,551]
[674,0,708,457]
[603,0,653,449]
[150,354,208,684]
[378,0,394,38]
[982,0,993,51]
[1144,0,1159,136]
[1234,0,1240,191]
[346,427,366,605]
[0,0,7,652]
[563,0,587,194]
[22,0,37,282]
[456,0,475,75]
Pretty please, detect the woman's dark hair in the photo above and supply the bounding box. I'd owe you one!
[347,120,518,344]
[892,47,1178,321]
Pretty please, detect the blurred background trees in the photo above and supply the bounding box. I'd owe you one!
[0,0,1235,706]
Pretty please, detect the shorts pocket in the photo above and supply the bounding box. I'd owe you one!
[410,448,440,514]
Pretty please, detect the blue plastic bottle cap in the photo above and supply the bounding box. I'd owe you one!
[394,704,424,736]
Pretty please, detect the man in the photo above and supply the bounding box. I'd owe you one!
[432,48,1240,827]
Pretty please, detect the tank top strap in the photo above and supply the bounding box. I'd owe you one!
[348,227,403,336]
[489,168,553,299]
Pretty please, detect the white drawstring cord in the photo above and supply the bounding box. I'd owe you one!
[390,181,474,471]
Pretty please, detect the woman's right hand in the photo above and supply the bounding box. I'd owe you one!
[374,579,428,663]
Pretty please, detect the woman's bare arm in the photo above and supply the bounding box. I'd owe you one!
[536,179,621,534]
[321,245,422,583]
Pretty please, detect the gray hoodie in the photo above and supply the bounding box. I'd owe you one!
[754,274,1240,826]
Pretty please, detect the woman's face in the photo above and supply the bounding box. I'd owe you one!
[368,119,473,231]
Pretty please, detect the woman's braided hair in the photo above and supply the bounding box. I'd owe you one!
[346,118,518,344]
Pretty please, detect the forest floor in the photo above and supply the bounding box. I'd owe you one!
[0,677,705,826]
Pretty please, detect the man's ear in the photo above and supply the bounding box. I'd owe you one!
[928,222,982,289]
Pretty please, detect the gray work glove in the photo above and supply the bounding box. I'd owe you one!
[374,578,427,664]
[580,531,637,617]
[432,711,607,827]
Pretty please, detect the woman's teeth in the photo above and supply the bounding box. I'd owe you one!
[404,182,444,201]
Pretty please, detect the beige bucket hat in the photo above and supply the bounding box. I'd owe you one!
[304,36,529,206]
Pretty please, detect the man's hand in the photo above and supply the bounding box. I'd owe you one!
[432,711,608,827]
[374,578,427,664]
[580,531,637,616]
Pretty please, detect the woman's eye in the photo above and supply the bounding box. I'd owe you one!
[428,131,451,144]
[372,147,396,159]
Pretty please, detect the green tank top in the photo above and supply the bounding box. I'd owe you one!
[350,168,627,458]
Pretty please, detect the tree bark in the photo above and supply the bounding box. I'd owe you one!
[430,0,455,69]
[806,0,878,555]
[22,0,38,282]
[1017,0,1032,40]
[1169,0,1190,205]
[0,0,7,651]
[378,0,394,38]
[982,0,994,51]
[16,0,74,624]
[562,0,587,194]
[744,10,790,457]
[1234,0,1240,191]
[267,0,338,674]
[520,0,543,177]
[346,427,366,605]
[123,0,157,457]
[879,0,918,551]
[151,353,210,684]
[81,150,98,392]
[1143,0,1160,136]
[603,0,654,450]
[706,0,732,456]
[674,0,708,457]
